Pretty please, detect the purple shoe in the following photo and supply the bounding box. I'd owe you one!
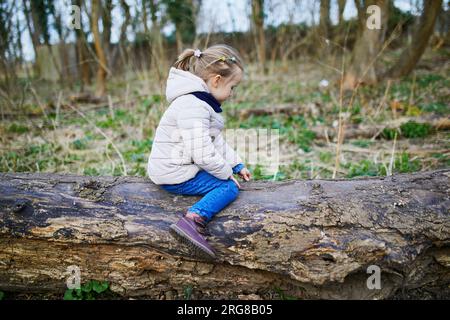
[169,216,216,260]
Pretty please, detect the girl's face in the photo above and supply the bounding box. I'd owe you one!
[206,69,243,104]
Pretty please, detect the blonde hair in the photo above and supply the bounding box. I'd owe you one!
[173,44,244,81]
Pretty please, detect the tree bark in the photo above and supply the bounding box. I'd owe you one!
[102,0,113,65]
[338,0,347,25]
[149,0,167,90]
[251,0,266,72]
[110,0,131,72]
[0,171,449,299]
[384,0,443,79]
[91,0,108,97]
[166,0,196,54]
[22,0,41,77]
[354,0,366,32]
[319,0,331,39]
[74,0,91,90]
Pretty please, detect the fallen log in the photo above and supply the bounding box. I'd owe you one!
[0,170,449,299]
[238,103,320,120]
[312,116,450,141]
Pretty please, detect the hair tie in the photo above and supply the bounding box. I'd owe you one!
[194,49,202,58]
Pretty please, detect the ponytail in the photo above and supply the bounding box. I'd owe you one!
[173,48,196,71]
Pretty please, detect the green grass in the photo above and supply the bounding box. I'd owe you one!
[71,138,89,150]
[400,121,432,138]
[416,74,446,88]
[319,151,333,163]
[1,59,446,182]
[345,153,421,178]
[394,153,422,173]
[7,123,29,134]
[382,121,433,140]
[351,140,374,148]
[0,143,64,172]
[248,164,286,181]
[123,138,153,176]
[346,159,383,178]
[431,153,450,167]
[228,114,317,152]
[420,102,449,115]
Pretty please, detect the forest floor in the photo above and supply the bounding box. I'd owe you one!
[1,48,448,181]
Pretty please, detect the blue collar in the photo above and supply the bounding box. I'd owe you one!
[190,91,222,113]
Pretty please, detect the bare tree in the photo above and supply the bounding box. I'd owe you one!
[91,0,108,96]
[343,0,389,89]
[319,0,331,39]
[22,0,41,76]
[251,0,266,72]
[102,0,113,63]
[385,0,443,78]
[113,0,131,69]
[0,0,16,91]
[149,0,166,78]
[338,0,347,25]
[74,0,91,91]
[164,0,196,53]
[354,0,366,32]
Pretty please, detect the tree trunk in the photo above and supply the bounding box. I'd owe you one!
[22,0,41,77]
[110,0,131,72]
[354,0,366,32]
[343,0,389,90]
[75,0,91,90]
[0,171,449,299]
[338,0,347,25]
[251,0,266,72]
[319,0,331,39]
[142,0,149,35]
[175,28,183,54]
[149,0,166,89]
[102,0,113,66]
[384,0,443,79]
[91,0,107,97]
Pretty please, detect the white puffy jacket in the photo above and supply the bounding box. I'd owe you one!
[147,67,242,185]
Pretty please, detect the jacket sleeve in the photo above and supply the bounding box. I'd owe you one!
[177,105,233,180]
[232,163,245,174]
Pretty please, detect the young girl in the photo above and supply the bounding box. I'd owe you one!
[147,44,251,259]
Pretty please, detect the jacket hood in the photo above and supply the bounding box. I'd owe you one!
[165,67,210,103]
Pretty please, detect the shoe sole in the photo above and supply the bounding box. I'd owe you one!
[169,224,216,260]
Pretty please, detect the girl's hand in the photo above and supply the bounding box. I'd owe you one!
[230,175,241,189]
[238,167,251,181]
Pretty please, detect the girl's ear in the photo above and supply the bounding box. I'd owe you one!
[211,75,221,88]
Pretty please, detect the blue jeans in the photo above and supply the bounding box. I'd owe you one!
[160,168,242,222]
